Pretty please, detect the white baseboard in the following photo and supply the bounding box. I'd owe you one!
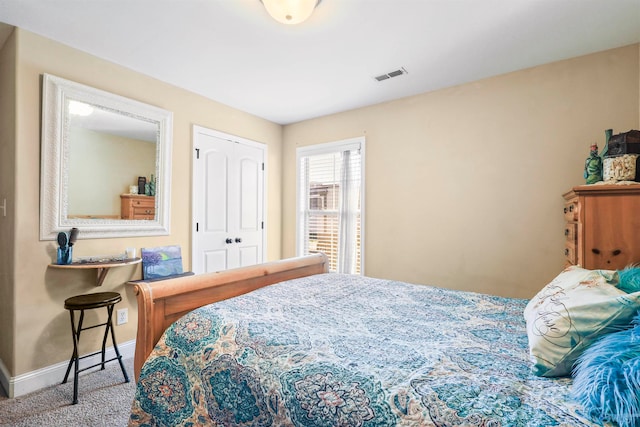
[0,339,135,398]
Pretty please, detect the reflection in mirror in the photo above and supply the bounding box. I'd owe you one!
[40,74,173,240]
[67,103,156,219]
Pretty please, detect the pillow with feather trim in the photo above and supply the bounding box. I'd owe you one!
[572,310,640,427]
[618,266,640,293]
[524,265,640,377]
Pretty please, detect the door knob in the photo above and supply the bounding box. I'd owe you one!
[235,238,242,243]
[225,238,233,244]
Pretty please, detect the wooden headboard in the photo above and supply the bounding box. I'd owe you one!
[129,253,329,379]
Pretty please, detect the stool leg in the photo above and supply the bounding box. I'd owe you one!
[62,309,83,405]
[101,306,112,370]
[62,310,77,385]
[107,304,130,383]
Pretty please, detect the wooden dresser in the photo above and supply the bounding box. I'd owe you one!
[121,194,155,220]
[563,184,640,269]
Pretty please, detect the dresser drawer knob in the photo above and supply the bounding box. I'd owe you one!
[565,248,569,256]
[564,229,569,236]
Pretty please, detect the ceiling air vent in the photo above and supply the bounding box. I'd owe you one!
[374,67,408,82]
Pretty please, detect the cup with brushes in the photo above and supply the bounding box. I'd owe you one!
[56,227,78,265]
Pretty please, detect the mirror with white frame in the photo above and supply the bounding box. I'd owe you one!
[40,74,173,240]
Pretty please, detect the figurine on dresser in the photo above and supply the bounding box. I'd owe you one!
[584,143,603,184]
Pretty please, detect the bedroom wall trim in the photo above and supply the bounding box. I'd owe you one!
[0,339,135,398]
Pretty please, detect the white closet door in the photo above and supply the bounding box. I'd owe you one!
[234,142,264,267]
[192,126,265,274]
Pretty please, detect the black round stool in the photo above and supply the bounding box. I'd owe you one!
[62,292,130,404]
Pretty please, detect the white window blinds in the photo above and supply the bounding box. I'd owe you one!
[297,138,364,274]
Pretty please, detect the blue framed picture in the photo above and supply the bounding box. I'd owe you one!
[141,245,184,280]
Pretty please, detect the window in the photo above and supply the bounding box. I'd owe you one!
[297,137,364,274]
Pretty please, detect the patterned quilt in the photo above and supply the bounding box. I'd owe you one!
[129,273,600,426]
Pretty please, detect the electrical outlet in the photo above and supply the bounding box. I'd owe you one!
[116,308,128,325]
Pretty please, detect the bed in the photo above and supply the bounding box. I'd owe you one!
[128,254,603,426]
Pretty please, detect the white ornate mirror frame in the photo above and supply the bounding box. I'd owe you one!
[40,74,173,240]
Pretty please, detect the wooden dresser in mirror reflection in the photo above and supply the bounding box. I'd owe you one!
[563,184,640,270]
[121,194,155,220]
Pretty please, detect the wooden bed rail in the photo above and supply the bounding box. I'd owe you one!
[129,253,329,379]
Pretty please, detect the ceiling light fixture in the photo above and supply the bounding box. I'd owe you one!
[261,0,320,25]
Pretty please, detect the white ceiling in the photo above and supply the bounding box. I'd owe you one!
[0,0,639,125]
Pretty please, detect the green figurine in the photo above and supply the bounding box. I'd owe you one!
[584,143,603,184]
[147,174,156,196]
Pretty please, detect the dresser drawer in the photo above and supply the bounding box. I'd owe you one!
[564,242,577,265]
[132,207,155,220]
[131,198,155,208]
[563,223,577,244]
[132,214,155,220]
[563,200,578,221]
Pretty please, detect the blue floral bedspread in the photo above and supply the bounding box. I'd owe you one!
[129,273,600,426]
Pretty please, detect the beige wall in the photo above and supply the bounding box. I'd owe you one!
[282,44,640,299]
[6,28,282,377]
[0,27,16,376]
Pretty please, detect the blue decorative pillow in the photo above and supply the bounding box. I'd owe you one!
[618,267,640,293]
[572,311,640,427]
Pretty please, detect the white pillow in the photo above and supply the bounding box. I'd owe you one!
[524,265,640,377]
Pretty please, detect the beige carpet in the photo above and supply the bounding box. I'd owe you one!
[0,358,135,427]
